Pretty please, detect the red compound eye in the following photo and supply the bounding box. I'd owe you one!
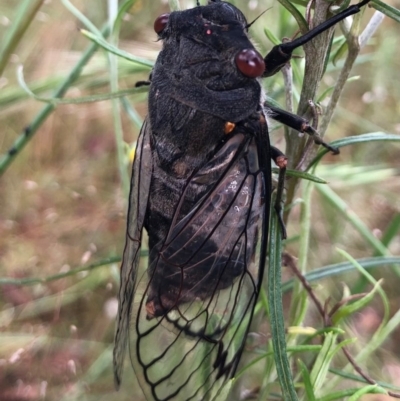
[154,14,169,34]
[235,48,265,78]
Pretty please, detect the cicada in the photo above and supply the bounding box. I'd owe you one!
[113,1,370,400]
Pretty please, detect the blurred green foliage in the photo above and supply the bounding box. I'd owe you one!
[1,0,400,400]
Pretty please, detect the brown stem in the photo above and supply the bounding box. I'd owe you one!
[284,0,335,222]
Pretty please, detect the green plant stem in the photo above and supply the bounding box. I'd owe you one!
[289,175,313,326]
[0,0,45,76]
[0,24,110,176]
[61,0,102,37]
[108,0,130,198]
[1,268,110,322]
[0,256,120,286]
[268,202,299,401]
[81,29,154,68]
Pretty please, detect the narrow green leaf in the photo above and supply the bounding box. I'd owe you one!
[288,345,322,353]
[335,249,390,326]
[112,0,137,34]
[285,0,308,6]
[61,0,103,37]
[121,97,144,129]
[331,132,400,147]
[310,332,337,394]
[380,213,400,248]
[317,87,335,104]
[331,280,382,324]
[276,0,308,33]
[318,388,381,401]
[310,132,400,167]
[236,345,321,380]
[17,65,148,104]
[317,76,360,103]
[0,0,45,75]
[264,27,281,46]
[268,203,298,400]
[272,167,327,184]
[81,29,154,67]
[298,360,316,401]
[317,164,397,186]
[371,0,400,23]
[332,0,352,12]
[281,256,400,292]
[322,29,335,76]
[332,40,348,66]
[313,327,346,337]
[347,385,387,400]
[329,368,400,392]
[291,56,304,93]
[288,171,313,327]
[82,346,113,384]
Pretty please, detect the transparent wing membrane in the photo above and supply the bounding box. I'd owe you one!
[113,120,153,388]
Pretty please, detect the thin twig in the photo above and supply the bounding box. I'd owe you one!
[0,256,121,286]
[0,24,111,176]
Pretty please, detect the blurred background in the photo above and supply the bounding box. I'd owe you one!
[0,0,399,400]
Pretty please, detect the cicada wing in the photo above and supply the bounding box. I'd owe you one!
[131,132,269,401]
[113,119,153,389]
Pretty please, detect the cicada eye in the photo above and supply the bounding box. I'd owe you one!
[235,48,265,78]
[154,14,170,34]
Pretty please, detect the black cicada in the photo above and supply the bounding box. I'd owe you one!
[113,1,370,400]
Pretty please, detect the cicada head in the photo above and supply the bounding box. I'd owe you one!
[150,1,264,123]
